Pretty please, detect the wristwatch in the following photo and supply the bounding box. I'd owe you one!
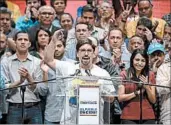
[134,91,139,96]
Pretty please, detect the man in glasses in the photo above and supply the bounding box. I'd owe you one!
[43,30,115,124]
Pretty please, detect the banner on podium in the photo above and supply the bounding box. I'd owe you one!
[78,85,100,124]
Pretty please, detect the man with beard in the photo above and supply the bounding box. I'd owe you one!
[96,1,116,31]
[43,30,115,124]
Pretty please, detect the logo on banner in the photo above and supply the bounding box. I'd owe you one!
[80,107,98,116]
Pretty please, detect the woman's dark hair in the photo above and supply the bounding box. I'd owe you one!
[26,0,46,5]
[35,27,51,51]
[127,49,149,81]
[137,17,153,30]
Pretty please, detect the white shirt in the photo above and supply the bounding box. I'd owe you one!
[156,62,171,122]
[54,60,115,124]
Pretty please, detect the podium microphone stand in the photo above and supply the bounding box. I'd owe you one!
[139,85,143,124]
[20,86,26,124]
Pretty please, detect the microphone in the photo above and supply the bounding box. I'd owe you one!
[20,86,26,92]
[70,69,81,76]
[137,82,143,89]
[85,69,92,76]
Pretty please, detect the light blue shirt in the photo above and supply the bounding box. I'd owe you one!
[52,19,61,28]
[0,65,5,119]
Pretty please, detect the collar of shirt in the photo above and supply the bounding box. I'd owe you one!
[38,22,53,32]
[91,26,98,35]
[11,53,33,61]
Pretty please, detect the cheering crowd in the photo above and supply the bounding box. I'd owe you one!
[0,0,171,124]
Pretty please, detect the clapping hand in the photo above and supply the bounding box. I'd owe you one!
[18,67,31,83]
[139,75,150,90]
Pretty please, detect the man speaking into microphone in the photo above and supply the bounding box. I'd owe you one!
[44,29,115,124]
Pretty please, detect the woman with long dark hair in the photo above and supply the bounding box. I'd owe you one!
[118,49,156,124]
[30,27,51,59]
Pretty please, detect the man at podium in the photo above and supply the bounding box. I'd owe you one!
[44,29,116,124]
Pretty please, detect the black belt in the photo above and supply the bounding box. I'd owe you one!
[9,102,39,108]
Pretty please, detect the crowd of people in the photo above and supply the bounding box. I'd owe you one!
[0,0,171,124]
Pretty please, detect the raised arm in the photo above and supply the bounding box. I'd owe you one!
[44,30,63,70]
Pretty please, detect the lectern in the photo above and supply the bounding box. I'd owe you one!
[60,76,119,124]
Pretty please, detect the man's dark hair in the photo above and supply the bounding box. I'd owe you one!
[0,7,12,16]
[14,31,30,41]
[76,39,96,52]
[137,17,153,30]
[75,22,92,31]
[81,5,97,18]
[50,0,67,7]
[108,27,124,38]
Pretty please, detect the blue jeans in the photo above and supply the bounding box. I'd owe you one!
[7,104,42,124]
[44,119,60,124]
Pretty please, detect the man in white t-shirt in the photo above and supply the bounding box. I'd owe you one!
[44,30,115,124]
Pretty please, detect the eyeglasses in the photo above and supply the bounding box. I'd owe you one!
[100,6,112,10]
[40,12,54,16]
[79,49,93,54]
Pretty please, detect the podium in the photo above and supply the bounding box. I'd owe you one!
[60,76,120,124]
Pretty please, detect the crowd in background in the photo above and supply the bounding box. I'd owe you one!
[0,0,171,124]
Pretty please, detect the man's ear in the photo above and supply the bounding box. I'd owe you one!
[92,52,96,58]
[28,42,31,48]
[77,51,80,59]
